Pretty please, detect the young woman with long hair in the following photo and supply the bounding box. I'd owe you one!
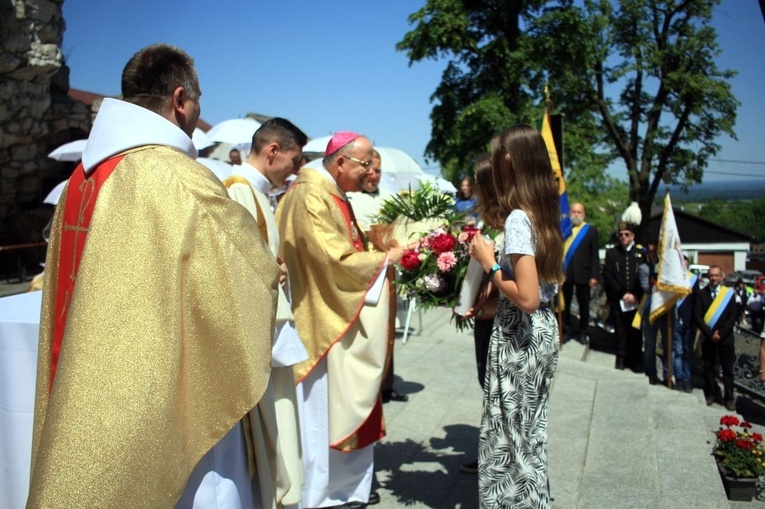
[469,124,564,509]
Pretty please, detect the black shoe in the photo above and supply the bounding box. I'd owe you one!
[648,377,658,385]
[577,334,589,345]
[382,390,408,403]
[725,399,736,411]
[460,460,478,474]
[615,360,625,370]
[683,381,693,394]
[705,395,714,406]
[367,491,380,505]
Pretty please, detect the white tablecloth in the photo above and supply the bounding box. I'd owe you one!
[0,291,42,509]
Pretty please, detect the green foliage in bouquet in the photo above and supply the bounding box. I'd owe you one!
[397,223,488,332]
[374,181,459,224]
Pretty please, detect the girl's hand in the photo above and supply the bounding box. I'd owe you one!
[470,235,496,271]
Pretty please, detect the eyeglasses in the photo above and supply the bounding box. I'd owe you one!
[618,232,633,237]
[344,156,373,170]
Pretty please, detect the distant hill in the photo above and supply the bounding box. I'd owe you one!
[661,179,765,202]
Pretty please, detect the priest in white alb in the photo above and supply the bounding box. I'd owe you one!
[224,117,310,507]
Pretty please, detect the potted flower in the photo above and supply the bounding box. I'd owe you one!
[713,415,765,501]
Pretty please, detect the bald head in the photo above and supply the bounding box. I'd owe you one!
[570,202,586,226]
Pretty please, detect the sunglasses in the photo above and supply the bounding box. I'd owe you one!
[618,232,633,237]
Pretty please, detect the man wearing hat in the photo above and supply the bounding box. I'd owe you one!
[603,219,645,370]
[277,132,404,508]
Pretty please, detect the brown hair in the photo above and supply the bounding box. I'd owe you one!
[483,124,564,284]
[121,44,200,113]
[458,176,475,200]
[473,153,496,221]
[251,117,308,153]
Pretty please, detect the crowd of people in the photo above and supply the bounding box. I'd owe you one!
[24,42,761,509]
[565,206,757,411]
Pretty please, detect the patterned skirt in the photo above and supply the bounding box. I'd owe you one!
[478,297,559,509]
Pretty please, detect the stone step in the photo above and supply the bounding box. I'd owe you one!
[550,352,730,508]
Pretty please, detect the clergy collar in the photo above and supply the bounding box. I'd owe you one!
[82,98,197,174]
[232,162,273,195]
[312,164,346,198]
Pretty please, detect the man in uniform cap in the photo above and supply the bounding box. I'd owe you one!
[603,220,644,370]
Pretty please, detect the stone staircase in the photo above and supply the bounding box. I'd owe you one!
[548,340,764,508]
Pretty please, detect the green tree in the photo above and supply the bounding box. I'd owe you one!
[526,0,738,241]
[689,196,765,242]
[398,0,738,244]
[396,0,547,181]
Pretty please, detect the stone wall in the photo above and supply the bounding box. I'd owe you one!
[0,0,91,244]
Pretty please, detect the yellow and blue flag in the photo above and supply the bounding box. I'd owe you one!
[541,108,572,240]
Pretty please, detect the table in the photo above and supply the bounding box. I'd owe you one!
[0,291,42,509]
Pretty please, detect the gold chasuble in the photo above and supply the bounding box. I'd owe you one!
[28,146,280,508]
[277,168,389,451]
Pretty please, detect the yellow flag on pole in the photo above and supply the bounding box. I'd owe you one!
[541,108,572,241]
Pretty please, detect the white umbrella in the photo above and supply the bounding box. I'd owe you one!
[197,157,233,181]
[48,139,87,162]
[303,135,333,154]
[192,128,214,151]
[306,146,428,193]
[375,147,427,191]
[44,180,68,205]
[206,118,261,146]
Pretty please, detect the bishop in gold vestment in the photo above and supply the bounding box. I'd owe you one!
[277,132,401,508]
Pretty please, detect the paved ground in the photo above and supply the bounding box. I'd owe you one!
[4,279,765,508]
[373,304,765,508]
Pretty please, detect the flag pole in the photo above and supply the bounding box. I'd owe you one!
[666,316,673,389]
[543,82,564,349]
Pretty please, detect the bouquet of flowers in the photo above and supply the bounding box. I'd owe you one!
[713,415,765,479]
[397,223,481,309]
[368,182,495,330]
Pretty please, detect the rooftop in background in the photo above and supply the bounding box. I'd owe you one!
[67,88,213,132]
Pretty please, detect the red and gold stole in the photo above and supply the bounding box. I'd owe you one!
[50,156,124,388]
[332,195,365,252]
[330,195,386,449]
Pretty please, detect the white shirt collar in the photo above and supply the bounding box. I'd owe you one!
[82,98,197,174]
[232,162,271,194]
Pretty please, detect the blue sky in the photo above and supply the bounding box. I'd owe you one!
[61,1,764,182]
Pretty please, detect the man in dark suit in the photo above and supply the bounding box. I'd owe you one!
[603,221,644,370]
[694,265,738,410]
[562,202,601,344]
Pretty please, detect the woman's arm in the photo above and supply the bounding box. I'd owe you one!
[470,236,540,314]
